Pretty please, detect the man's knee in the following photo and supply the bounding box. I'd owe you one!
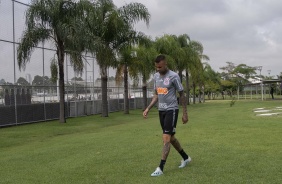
[170,135,177,143]
[162,134,171,143]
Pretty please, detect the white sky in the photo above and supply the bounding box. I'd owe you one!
[1,0,282,83]
[113,0,282,77]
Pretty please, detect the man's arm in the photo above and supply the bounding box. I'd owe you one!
[143,91,158,118]
[179,91,188,123]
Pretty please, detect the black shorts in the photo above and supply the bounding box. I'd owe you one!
[159,109,179,135]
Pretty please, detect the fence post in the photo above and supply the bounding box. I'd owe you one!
[260,82,264,101]
[42,41,47,121]
[12,1,18,125]
[92,57,95,115]
[251,85,252,100]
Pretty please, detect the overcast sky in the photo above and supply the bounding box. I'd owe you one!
[1,0,282,82]
[113,0,282,77]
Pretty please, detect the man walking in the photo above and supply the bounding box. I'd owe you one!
[143,54,191,177]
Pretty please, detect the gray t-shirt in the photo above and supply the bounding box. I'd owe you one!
[153,70,183,111]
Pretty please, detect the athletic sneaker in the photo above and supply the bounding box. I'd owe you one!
[179,156,192,168]
[151,167,163,177]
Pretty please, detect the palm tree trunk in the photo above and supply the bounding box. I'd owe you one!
[178,70,183,83]
[185,70,190,105]
[237,85,239,100]
[142,74,147,110]
[57,42,66,123]
[193,82,196,104]
[101,66,108,117]
[199,84,202,103]
[203,85,205,103]
[124,65,129,114]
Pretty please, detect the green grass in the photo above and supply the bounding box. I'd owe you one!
[1,100,282,184]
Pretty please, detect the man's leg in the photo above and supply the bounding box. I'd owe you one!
[171,135,191,168]
[151,134,171,176]
[151,112,167,176]
[159,134,171,171]
[170,135,183,152]
[170,135,189,160]
[162,134,171,159]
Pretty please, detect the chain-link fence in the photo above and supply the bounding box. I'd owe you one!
[0,84,154,126]
[0,0,154,127]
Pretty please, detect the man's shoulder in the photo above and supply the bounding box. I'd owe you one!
[168,70,179,78]
[153,72,160,78]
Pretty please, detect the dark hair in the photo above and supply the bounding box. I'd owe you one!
[155,54,166,63]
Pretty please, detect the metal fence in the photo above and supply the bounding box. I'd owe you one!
[0,0,154,127]
[0,84,154,126]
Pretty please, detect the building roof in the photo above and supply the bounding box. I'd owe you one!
[245,79,282,86]
[261,79,282,84]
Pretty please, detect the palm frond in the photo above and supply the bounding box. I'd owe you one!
[115,64,124,86]
[190,40,204,54]
[17,27,51,70]
[50,57,58,83]
[201,54,210,61]
[177,34,190,47]
[118,2,150,27]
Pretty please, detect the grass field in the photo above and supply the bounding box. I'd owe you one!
[1,100,282,184]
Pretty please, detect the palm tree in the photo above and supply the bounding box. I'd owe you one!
[156,34,204,105]
[202,63,221,100]
[116,34,152,114]
[184,40,209,104]
[174,34,191,82]
[155,34,194,83]
[189,57,204,104]
[17,0,90,123]
[154,34,179,71]
[86,0,150,117]
[127,39,157,110]
[116,47,133,114]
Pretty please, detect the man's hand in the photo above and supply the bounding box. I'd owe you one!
[143,108,149,119]
[182,112,188,124]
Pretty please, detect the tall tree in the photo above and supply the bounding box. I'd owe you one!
[130,41,157,110]
[185,40,209,104]
[116,35,154,114]
[0,79,6,85]
[86,0,150,116]
[32,75,44,86]
[116,47,133,114]
[202,63,221,100]
[154,34,179,71]
[220,62,256,98]
[17,0,90,123]
[189,56,204,104]
[174,34,191,82]
[17,77,30,86]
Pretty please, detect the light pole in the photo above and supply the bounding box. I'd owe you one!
[257,66,262,79]
[256,66,263,99]
[256,66,263,101]
[267,70,271,98]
